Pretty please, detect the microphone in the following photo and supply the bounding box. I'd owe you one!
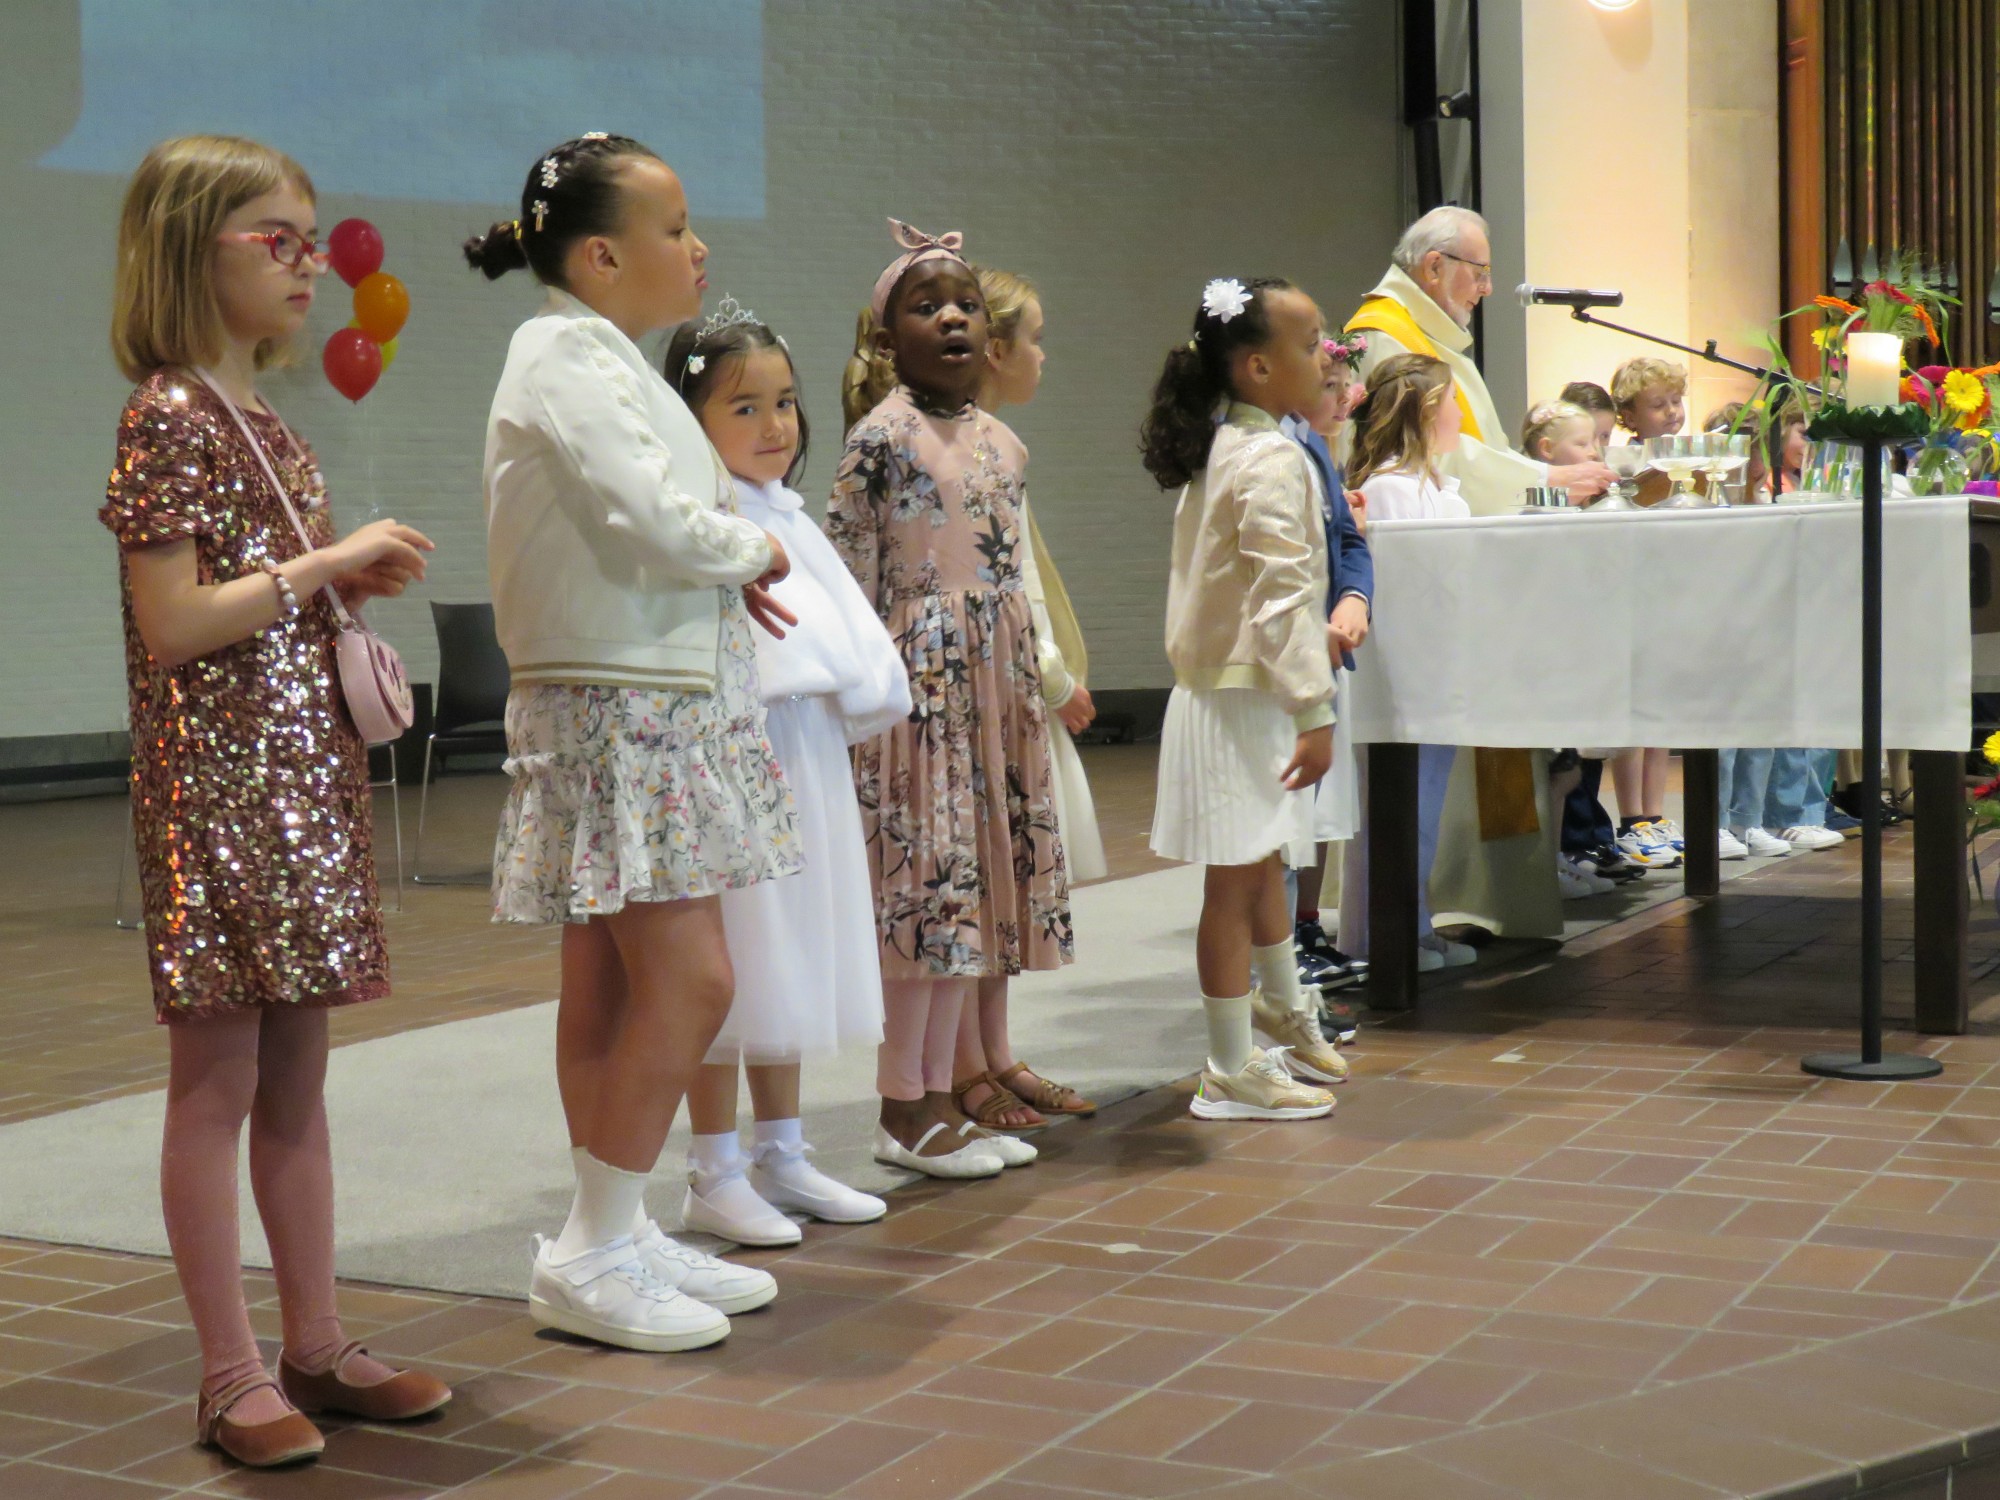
[1517,284,1625,310]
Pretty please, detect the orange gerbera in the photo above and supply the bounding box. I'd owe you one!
[1815,294,1860,314]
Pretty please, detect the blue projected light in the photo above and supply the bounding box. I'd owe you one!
[41,0,766,217]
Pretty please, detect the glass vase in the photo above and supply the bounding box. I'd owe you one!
[1908,435,1971,497]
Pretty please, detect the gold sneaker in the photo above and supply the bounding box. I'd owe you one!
[1190,1048,1335,1121]
[1251,992,1350,1084]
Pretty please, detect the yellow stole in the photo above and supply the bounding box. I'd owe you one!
[1345,297,1483,441]
[1345,299,1539,843]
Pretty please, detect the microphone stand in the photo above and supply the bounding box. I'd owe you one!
[1565,306,1824,397]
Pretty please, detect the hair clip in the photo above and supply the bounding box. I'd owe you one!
[509,218,522,239]
[1186,338,1198,352]
[694,294,761,340]
[532,199,549,232]
[579,131,609,141]
[685,354,706,376]
[1202,278,1250,323]
[540,155,561,189]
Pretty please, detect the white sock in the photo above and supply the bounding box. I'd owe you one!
[753,1117,804,1153]
[689,1131,742,1182]
[552,1152,650,1261]
[1201,991,1254,1076]
[1252,938,1310,1014]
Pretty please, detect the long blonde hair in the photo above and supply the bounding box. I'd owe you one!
[974,264,1038,343]
[1347,353,1455,490]
[112,134,314,383]
[840,306,899,432]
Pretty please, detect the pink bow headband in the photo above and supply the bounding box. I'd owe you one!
[869,218,969,320]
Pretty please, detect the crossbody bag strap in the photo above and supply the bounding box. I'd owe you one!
[190,368,360,631]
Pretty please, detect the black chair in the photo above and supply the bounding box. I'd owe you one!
[413,602,510,885]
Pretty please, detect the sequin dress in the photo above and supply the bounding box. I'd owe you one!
[827,387,1072,979]
[99,374,389,1024]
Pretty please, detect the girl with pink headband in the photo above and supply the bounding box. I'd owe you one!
[828,219,1074,1178]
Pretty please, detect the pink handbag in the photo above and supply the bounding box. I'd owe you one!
[196,372,416,747]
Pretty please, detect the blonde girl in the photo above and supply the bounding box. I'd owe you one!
[101,135,448,1468]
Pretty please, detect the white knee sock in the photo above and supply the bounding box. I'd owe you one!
[553,1151,650,1261]
[1252,938,1310,1014]
[1201,992,1253,1076]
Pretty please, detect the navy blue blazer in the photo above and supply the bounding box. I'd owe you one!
[1288,421,1374,670]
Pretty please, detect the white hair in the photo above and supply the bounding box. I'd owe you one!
[1392,206,1489,274]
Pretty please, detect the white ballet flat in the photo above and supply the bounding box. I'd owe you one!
[872,1123,1003,1179]
[957,1121,1036,1168]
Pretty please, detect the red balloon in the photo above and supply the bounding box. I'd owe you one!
[323,328,383,402]
[327,219,385,288]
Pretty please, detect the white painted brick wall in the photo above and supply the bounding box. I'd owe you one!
[0,0,1400,743]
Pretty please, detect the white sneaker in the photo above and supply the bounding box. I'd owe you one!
[1718,829,1750,861]
[750,1142,886,1225]
[1616,822,1680,869]
[954,1120,1036,1168]
[680,1169,802,1249]
[1745,828,1793,858]
[1419,935,1477,969]
[1557,856,1616,898]
[1654,817,1687,854]
[872,1122,1003,1179]
[529,1234,728,1352]
[633,1221,777,1314]
[1783,824,1844,852]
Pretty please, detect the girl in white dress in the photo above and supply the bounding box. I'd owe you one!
[665,302,915,1247]
[1337,353,1473,972]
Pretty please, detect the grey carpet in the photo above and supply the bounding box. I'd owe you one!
[0,836,1755,1300]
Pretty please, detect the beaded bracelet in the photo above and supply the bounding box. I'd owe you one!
[261,560,300,619]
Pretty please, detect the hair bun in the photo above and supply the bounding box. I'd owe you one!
[462,220,529,280]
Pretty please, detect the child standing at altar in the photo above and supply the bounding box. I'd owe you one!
[829,221,1072,1178]
[662,301,912,1246]
[1144,276,1350,1120]
[1609,356,1690,871]
[1337,353,1473,971]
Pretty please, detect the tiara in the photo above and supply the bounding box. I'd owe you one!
[693,295,762,342]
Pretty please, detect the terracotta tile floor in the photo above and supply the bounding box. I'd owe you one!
[6,754,2000,1497]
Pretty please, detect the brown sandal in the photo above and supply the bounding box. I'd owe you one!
[952,1071,1047,1132]
[996,1062,1097,1117]
[279,1341,452,1422]
[196,1373,324,1469]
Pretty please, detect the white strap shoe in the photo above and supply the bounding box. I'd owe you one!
[528,1234,729,1352]
[750,1142,887,1224]
[681,1167,802,1248]
[634,1220,777,1314]
[872,1122,1004,1179]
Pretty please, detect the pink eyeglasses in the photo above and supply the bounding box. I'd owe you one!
[219,228,330,272]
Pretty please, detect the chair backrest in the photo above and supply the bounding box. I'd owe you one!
[429,602,511,734]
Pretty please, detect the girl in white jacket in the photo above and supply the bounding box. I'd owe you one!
[468,135,798,1354]
[662,301,914,1246]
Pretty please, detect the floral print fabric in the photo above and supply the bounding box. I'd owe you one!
[828,387,1072,978]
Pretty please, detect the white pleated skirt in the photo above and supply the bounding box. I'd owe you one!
[1150,685,1317,868]
[711,696,885,1064]
[1047,720,1107,884]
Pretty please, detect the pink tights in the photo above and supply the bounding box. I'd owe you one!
[161,1007,376,1411]
[876,979,973,1100]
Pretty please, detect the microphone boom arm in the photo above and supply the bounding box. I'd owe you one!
[1568,306,1824,398]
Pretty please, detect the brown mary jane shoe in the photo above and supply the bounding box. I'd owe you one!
[279,1340,452,1422]
[195,1374,324,1468]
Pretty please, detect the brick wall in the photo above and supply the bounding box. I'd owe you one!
[0,0,1400,747]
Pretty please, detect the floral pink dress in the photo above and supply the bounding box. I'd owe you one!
[828,387,1072,979]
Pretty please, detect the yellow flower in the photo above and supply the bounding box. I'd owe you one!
[1985,728,2000,767]
[1945,369,1986,415]
[1811,326,1839,351]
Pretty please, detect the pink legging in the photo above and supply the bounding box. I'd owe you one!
[876,979,973,1100]
[161,1007,349,1400]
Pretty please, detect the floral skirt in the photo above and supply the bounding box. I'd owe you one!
[492,615,801,924]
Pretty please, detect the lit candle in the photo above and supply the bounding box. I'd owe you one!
[1846,331,1903,409]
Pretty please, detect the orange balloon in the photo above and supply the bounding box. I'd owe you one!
[353,272,409,342]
